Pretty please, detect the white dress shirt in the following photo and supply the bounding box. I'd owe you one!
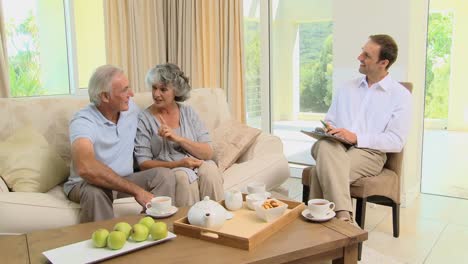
[325,74,412,153]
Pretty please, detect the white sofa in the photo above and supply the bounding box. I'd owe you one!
[0,88,290,234]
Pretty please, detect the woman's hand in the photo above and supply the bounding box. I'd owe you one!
[178,157,203,169]
[158,114,182,143]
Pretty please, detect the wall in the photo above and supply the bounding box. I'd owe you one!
[74,0,106,88]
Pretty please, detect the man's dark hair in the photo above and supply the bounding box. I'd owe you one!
[369,34,398,70]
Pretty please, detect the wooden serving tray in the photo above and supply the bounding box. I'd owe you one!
[173,196,305,250]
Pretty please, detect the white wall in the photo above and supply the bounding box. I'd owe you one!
[332,0,429,205]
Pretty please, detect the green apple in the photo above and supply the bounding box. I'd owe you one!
[107,230,126,250]
[91,228,109,248]
[150,221,168,240]
[138,216,155,230]
[131,223,149,242]
[113,222,132,239]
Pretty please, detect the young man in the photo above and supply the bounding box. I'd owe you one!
[63,65,176,223]
[308,34,412,223]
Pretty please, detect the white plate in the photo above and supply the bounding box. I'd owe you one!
[43,232,176,264]
[146,206,178,218]
[301,209,335,222]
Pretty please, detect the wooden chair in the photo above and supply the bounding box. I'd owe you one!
[301,82,412,260]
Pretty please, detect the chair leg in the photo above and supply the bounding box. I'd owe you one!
[392,202,400,238]
[302,185,310,203]
[355,197,367,261]
[355,197,367,229]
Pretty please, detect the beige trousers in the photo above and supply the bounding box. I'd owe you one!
[309,139,386,212]
[68,167,175,223]
[174,161,224,207]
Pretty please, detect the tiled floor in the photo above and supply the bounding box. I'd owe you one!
[281,176,468,264]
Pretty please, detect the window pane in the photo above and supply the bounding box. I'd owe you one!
[299,22,333,113]
[243,0,262,129]
[3,0,70,97]
[271,0,332,165]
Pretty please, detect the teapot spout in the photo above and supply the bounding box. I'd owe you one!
[204,212,212,228]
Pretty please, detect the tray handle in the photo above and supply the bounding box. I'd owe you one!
[200,230,220,240]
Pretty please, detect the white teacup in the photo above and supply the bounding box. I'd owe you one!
[247,182,266,194]
[145,196,172,213]
[307,199,335,218]
[246,193,268,210]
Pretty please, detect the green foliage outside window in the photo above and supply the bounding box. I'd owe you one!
[425,12,453,120]
[299,22,333,113]
[5,12,43,97]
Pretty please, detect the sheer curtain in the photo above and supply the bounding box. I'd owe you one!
[103,0,245,122]
[192,0,245,122]
[104,0,166,93]
[0,1,10,98]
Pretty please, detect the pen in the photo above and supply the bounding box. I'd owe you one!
[320,120,329,130]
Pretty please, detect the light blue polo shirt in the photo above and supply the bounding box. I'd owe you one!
[63,100,140,196]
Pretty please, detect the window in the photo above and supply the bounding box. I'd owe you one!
[298,21,333,113]
[243,0,264,129]
[2,0,105,97]
[242,0,333,165]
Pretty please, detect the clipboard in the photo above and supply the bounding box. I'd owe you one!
[301,128,354,145]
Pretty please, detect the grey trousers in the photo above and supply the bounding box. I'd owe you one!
[309,139,386,212]
[68,167,175,223]
[173,161,224,207]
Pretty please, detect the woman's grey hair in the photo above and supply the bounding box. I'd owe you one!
[145,63,191,102]
[88,65,124,106]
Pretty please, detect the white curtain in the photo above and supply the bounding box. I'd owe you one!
[103,0,245,122]
[104,0,166,92]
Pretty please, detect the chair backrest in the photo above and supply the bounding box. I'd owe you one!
[383,82,413,176]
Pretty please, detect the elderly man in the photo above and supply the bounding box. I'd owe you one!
[309,34,412,223]
[63,65,175,223]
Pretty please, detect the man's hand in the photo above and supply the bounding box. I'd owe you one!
[178,157,203,169]
[134,190,154,212]
[328,127,357,144]
[158,114,182,143]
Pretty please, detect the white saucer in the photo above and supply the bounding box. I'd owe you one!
[301,209,335,222]
[225,211,233,220]
[146,206,178,218]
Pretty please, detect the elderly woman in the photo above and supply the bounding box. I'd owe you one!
[134,63,224,207]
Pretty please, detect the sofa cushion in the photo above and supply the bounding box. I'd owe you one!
[0,176,9,193]
[212,120,261,172]
[0,127,69,192]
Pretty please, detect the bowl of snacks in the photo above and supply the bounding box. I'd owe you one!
[254,199,288,222]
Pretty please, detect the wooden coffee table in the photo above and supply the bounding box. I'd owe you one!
[23,207,367,264]
[0,234,30,263]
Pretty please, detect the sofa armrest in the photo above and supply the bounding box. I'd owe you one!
[237,133,283,163]
[223,133,290,192]
[0,177,9,193]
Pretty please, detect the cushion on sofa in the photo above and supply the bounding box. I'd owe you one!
[0,176,9,192]
[212,120,261,172]
[0,126,69,193]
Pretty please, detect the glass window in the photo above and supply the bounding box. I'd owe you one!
[3,0,70,97]
[298,21,333,113]
[243,0,262,129]
[2,0,106,97]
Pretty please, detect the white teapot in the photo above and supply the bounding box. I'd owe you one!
[188,196,229,230]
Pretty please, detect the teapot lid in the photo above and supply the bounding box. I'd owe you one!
[192,196,225,211]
